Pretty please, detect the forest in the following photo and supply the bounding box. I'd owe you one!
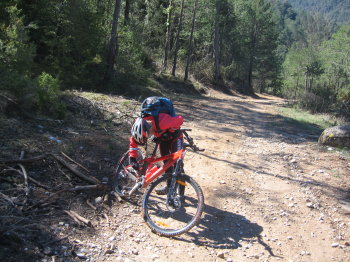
[1,0,349,119]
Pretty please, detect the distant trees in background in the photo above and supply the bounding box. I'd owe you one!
[283,0,350,25]
[0,0,349,118]
[282,25,350,115]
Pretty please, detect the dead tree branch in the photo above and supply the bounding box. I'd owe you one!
[64,210,82,226]
[61,151,90,173]
[86,199,97,210]
[2,166,49,190]
[64,210,93,227]
[52,155,100,185]
[18,164,29,199]
[0,192,15,206]
[26,184,108,210]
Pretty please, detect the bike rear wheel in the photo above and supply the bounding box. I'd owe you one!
[113,151,143,197]
[142,174,204,236]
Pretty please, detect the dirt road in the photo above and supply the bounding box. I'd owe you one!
[87,90,348,262]
[3,90,349,262]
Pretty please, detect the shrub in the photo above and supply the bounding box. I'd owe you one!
[338,84,350,103]
[36,72,66,119]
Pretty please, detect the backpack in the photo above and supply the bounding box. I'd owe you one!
[140,96,176,132]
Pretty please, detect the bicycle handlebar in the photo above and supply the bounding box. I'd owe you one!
[181,129,205,152]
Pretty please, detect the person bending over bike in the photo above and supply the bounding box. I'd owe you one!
[129,106,184,194]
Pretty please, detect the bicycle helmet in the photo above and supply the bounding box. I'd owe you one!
[131,117,151,144]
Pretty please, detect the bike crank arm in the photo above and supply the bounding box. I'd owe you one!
[128,176,144,196]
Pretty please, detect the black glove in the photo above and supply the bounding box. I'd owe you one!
[129,157,139,170]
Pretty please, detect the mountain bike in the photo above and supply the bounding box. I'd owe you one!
[113,129,204,237]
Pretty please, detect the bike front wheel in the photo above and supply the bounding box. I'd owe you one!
[113,150,144,197]
[142,174,204,237]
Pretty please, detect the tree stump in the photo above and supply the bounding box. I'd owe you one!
[318,125,350,148]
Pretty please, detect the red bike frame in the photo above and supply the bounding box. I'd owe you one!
[137,149,185,188]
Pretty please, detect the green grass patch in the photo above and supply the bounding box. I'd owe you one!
[277,106,338,129]
[79,92,109,101]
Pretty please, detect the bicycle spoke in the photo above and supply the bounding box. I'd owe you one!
[114,152,140,196]
[142,175,204,236]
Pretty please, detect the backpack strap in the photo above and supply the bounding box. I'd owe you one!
[153,115,162,133]
[155,99,166,133]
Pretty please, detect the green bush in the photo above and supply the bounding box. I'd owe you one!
[117,29,152,81]
[36,72,66,119]
[338,84,350,103]
[192,58,214,83]
[0,71,34,97]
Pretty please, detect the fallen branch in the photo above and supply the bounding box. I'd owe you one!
[1,153,100,185]
[64,210,82,226]
[26,184,108,210]
[27,176,50,190]
[61,152,90,173]
[57,166,71,181]
[18,151,28,197]
[64,210,93,227]
[111,191,123,203]
[53,155,100,185]
[69,185,104,191]
[86,199,97,210]
[0,192,15,206]
[2,166,49,190]
[18,164,29,198]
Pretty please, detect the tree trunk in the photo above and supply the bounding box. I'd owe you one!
[213,0,222,81]
[295,74,300,99]
[145,0,150,24]
[104,0,122,82]
[172,0,185,76]
[124,0,131,26]
[247,56,254,94]
[246,13,257,95]
[184,0,198,81]
[162,0,174,72]
[304,72,308,91]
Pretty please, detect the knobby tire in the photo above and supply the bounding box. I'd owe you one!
[142,174,204,237]
[113,151,138,197]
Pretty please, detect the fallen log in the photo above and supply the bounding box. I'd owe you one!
[52,155,100,185]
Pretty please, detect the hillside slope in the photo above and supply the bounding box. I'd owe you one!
[285,0,350,24]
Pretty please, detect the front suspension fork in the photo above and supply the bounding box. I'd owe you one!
[166,159,185,207]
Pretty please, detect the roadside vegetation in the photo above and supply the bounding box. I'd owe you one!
[1,0,349,122]
[277,106,344,131]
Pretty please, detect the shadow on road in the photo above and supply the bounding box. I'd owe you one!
[196,149,350,202]
[176,95,323,144]
[172,202,279,257]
